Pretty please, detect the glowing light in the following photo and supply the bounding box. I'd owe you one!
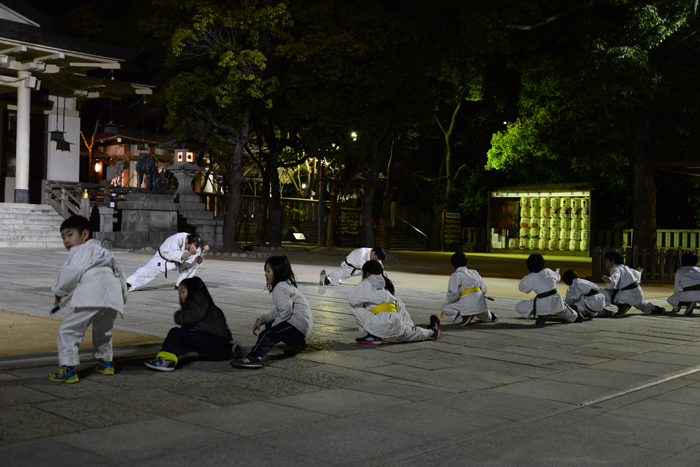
[94,162,101,173]
[301,183,307,189]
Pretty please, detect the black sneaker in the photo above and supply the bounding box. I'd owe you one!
[355,334,383,345]
[460,315,474,327]
[615,304,632,316]
[144,357,176,372]
[574,312,590,323]
[126,283,132,291]
[490,313,499,323]
[230,356,263,369]
[686,302,697,315]
[430,315,441,339]
[231,343,242,359]
[283,342,307,358]
[324,276,331,286]
[651,305,666,315]
[535,314,552,325]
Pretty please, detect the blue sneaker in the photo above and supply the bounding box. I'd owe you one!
[48,366,78,383]
[95,361,115,375]
[144,357,176,372]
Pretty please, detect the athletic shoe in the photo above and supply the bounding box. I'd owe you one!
[535,314,552,325]
[230,356,263,369]
[651,305,666,315]
[490,313,499,323]
[48,366,78,384]
[615,304,632,316]
[231,343,242,359]
[95,360,115,375]
[283,342,307,357]
[325,277,331,286]
[430,315,441,339]
[686,302,697,316]
[319,269,327,286]
[144,357,176,372]
[355,334,383,345]
[574,312,590,323]
[460,315,474,327]
[126,283,132,291]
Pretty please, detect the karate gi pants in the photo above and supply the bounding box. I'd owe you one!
[352,309,432,341]
[601,289,656,314]
[515,300,579,322]
[57,307,118,366]
[327,262,361,285]
[127,254,200,290]
[440,302,492,323]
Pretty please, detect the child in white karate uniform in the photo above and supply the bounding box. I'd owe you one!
[562,269,606,318]
[440,252,498,326]
[601,250,665,316]
[49,216,128,383]
[349,260,441,344]
[515,254,584,325]
[321,247,386,286]
[126,232,209,291]
[667,252,700,314]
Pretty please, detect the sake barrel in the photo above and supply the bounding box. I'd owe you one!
[519,238,528,249]
[508,238,519,249]
[560,197,570,209]
[560,219,571,230]
[581,219,590,230]
[581,198,589,209]
[559,229,569,240]
[550,208,559,218]
[520,197,529,207]
[550,218,559,229]
[540,217,549,228]
[530,227,539,237]
[569,239,579,251]
[548,239,559,250]
[539,228,549,238]
[579,239,589,251]
[570,209,580,219]
[581,208,589,219]
[570,218,580,230]
[530,198,539,208]
[559,239,569,250]
[581,229,589,240]
[528,238,537,249]
[538,238,547,250]
[540,198,549,210]
[570,198,580,209]
[550,197,559,208]
[530,207,538,218]
[530,219,539,227]
[560,208,570,219]
[540,206,549,218]
[520,227,528,237]
[570,229,580,240]
[520,217,530,227]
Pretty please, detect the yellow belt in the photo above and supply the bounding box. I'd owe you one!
[460,287,481,296]
[371,303,397,314]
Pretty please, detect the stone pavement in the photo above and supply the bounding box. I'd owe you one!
[2,248,700,466]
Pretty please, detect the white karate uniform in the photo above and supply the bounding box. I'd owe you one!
[327,248,380,285]
[515,269,578,322]
[565,278,606,317]
[600,264,655,314]
[667,266,700,308]
[347,274,431,341]
[440,267,493,322]
[127,233,201,290]
[52,239,128,366]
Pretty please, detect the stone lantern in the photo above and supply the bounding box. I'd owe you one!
[170,147,203,201]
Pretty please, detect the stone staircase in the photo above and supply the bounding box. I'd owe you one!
[386,227,428,251]
[0,203,65,248]
[178,194,224,250]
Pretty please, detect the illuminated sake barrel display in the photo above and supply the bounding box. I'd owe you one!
[560,208,570,219]
[581,198,589,208]
[549,197,559,208]
[521,217,530,227]
[520,197,529,207]
[550,218,559,229]
[539,217,549,228]
[550,228,559,238]
[580,239,589,251]
[540,206,549,218]
[538,238,547,250]
[519,238,528,249]
[570,209,580,219]
[559,229,569,240]
[559,239,569,250]
[570,229,580,240]
[560,198,569,209]
[509,238,519,249]
[530,207,539,218]
[570,198,580,209]
[548,239,559,250]
[528,238,537,249]
[550,208,559,218]
[539,228,549,238]
[581,208,589,219]
[521,207,529,217]
[570,218,580,230]
[560,219,571,230]
[530,198,539,209]
[569,239,579,251]
[581,230,589,240]
[530,218,539,227]
[581,219,590,230]
[519,227,528,237]
[530,227,539,237]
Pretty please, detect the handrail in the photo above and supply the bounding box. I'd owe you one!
[396,216,428,239]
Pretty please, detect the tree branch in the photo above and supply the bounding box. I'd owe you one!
[502,0,608,31]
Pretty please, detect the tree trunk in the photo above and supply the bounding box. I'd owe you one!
[253,165,270,246]
[630,110,657,252]
[326,186,336,247]
[361,177,377,247]
[268,151,283,247]
[222,107,251,252]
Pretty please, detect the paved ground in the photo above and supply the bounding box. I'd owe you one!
[2,247,700,467]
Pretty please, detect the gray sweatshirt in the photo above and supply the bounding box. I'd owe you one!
[258,281,313,336]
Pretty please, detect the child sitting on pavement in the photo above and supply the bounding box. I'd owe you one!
[348,260,441,344]
[515,254,586,325]
[49,215,128,383]
[231,256,312,369]
[668,252,700,314]
[562,269,606,318]
[144,277,238,372]
[601,250,665,316]
[321,246,386,286]
[440,252,498,326]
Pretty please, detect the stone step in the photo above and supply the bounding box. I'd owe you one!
[180,210,214,220]
[0,241,64,248]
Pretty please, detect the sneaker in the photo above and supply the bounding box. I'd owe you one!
[460,315,474,327]
[651,305,667,315]
[283,342,307,357]
[144,357,176,372]
[95,360,115,375]
[355,334,383,345]
[48,366,78,384]
[535,314,552,325]
[231,343,242,359]
[430,315,441,339]
[126,282,132,291]
[319,269,327,286]
[490,313,499,323]
[615,304,632,316]
[574,312,590,323]
[230,356,263,369]
[686,302,697,316]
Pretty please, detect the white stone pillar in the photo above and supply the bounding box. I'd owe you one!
[14,71,31,203]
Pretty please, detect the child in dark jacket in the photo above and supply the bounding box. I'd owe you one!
[144,277,237,372]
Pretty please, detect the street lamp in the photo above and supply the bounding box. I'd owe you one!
[351,132,357,141]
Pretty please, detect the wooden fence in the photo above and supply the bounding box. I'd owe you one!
[595,229,700,250]
[591,245,699,282]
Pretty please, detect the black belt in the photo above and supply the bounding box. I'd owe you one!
[157,248,182,279]
[584,289,600,297]
[610,282,638,302]
[533,289,557,315]
[345,255,361,275]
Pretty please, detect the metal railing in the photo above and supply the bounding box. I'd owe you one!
[396,216,428,248]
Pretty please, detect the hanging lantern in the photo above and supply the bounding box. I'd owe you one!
[138,141,149,151]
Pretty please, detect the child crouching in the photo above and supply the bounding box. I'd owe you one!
[601,250,665,316]
[349,260,440,344]
[440,252,498,326]
[562,270,606,318]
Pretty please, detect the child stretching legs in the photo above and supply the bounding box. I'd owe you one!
[440,252,498,326]
[231,256,312,369]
